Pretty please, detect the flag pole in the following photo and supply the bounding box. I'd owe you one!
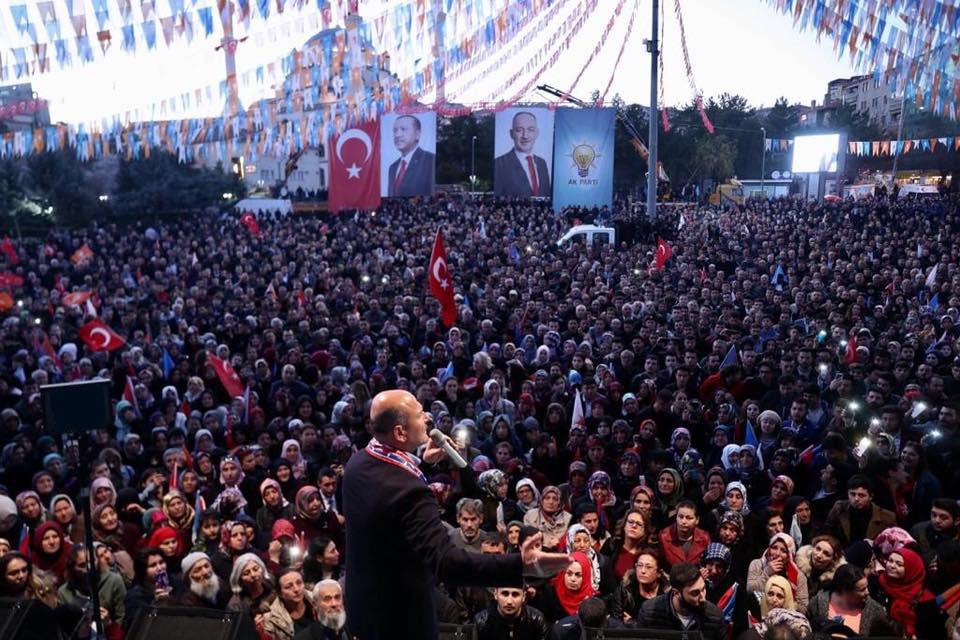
[646,0,659,220]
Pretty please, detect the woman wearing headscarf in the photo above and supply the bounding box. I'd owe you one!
[210,520,255,582]
[729,444,769,509]
[756,475,795,515]
[668,427,693,469]
[280,439,308,480]
[538,552,596,623]
[160,490,195,555]
[26,521,73,588]
[16,490,47,537]
[720,444,741,473]
[522,485,571,551]
[480,414,523,460]
[90,477,118,514]
[748,574,800,625]
[514,478,540,515]
[49,494,85,544]
[272,459,303,504]
[90,503,136,580]
[256,478,296,535]
[756,410,782,465]
[653,468,684,522]
[747,532,809,613]
[582,470,618,533]
[477,469,520,533]
[292,485,341,545]
[877,547,946,640]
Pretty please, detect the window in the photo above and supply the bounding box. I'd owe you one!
[319,168,326,188]
[884,96,888,104]
[860,101,867,111]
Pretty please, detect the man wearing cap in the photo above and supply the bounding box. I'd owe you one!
[177,552,230,609]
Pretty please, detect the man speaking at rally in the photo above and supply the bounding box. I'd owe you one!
[343,389,571,640]
[494,111,552,197]
[387,114,435,196]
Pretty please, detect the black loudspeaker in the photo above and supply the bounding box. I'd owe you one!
[0,598,61,640]
[125,606,259,640]
[40,379,112,435]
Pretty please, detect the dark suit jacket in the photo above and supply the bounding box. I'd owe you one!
[343,449,522,640]
[494,151,551,198]
[387,146,435,197]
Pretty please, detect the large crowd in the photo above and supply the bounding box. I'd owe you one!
[1,190,959,640]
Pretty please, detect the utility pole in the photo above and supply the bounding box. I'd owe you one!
[217,1,242,118]
[760,126,766,199]
[646,0,659,219]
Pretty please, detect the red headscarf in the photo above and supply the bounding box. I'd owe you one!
[29,521,72,581]
[552,551,596,615]
[878,548,934,637]
[148,525,182,556]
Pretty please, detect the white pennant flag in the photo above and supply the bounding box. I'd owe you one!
[926,264,938,289]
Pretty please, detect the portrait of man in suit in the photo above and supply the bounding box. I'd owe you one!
[494,111,552,198]
[387,114,435,197]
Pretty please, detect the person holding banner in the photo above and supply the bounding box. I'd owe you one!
[387,115,435,197]
[495,111,551,198]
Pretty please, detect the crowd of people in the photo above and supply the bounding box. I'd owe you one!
[1,190,959,640]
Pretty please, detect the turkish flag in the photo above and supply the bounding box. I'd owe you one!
[239,212,261,236]
[428,228,457,327]
[1,237,19,265]
[71,244,94,266]
[208,353,244,397]
[655,237,672,270]
[0,272,24,287]
[62,291,93,307]
[328,120,381,213]
[79,319,127,352]
[844,335,858,364]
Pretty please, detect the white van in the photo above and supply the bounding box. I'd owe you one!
[556,224,616,247]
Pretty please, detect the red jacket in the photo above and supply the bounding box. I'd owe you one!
[658,524,711,569]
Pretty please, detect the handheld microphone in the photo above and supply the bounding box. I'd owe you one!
[429,429,468,468]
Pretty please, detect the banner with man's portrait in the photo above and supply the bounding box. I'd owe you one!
[493,107,555,198]
[380,111,437,197]
[552,107,615,210]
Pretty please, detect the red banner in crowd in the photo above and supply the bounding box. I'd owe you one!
[328,121,381,213]
[428,228,457,327]
[207,353,244,397]
[78,319,126,352]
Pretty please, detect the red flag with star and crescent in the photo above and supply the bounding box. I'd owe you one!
[428,228,457,327]
[655,237,673,270]
[207,353,245,398]
[78,319,127,352]
[328,120,381,213]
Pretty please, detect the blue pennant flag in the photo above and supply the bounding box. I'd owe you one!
[929,293,939,311]
[438,360,455,383]
[720,345,738,369]
[509,244,521,265]
[162,348,175,380]
[771,264,787,292]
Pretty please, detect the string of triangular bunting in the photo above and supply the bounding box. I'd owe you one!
[847,136,960,156]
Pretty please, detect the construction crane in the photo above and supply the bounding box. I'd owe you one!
[536,83,649,158]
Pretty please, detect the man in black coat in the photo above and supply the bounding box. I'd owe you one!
[387,115,435,197]
[473,587,549,640]
[494,111,551,198]
[343,389,570,640]
[636,563,726,640]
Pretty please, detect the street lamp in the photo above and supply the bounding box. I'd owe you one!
[760,127,766,199]
[470,135,477,193]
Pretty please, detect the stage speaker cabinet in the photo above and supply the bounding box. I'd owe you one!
[126,606,259,640]
[0,598,61,640]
